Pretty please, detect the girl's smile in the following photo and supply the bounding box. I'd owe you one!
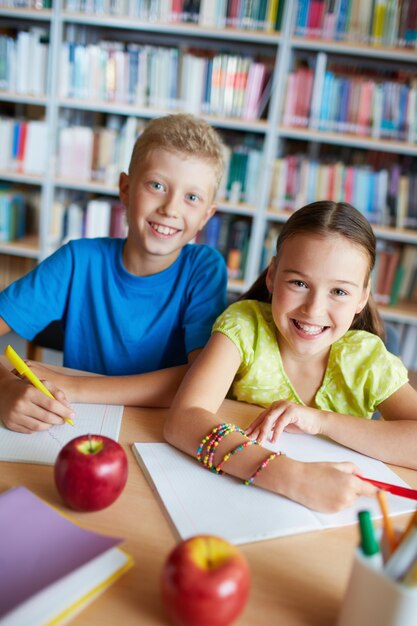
[266,232,370,360]
[291,319,330,338]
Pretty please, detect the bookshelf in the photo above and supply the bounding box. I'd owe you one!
[0,0,284,292]
[269,0,417,369]
[1,0,417,363]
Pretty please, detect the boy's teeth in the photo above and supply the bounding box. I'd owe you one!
[151,223,177,235]
[294,320,325,335]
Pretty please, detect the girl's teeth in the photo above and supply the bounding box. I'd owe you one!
[294,320,325,335]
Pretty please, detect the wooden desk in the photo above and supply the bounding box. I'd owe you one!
[2,399,417,626]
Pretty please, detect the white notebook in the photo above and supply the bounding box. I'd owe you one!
[0,403,123,464]
[132,433,416,545]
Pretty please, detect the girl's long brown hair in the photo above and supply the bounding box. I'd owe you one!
[239,201,385,339]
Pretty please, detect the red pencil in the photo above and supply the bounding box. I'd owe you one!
[356,475,417,501]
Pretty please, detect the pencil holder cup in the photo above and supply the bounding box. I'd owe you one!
[337,547,417,626]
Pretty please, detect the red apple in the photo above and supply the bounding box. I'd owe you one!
[161,535,250,626]
[54,434,128,512]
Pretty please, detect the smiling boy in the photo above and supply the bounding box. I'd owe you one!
[0,114,228,433]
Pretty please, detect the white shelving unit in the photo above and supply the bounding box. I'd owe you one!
[1,0,417,328]
[0,2,282,280]
[0,6,51,265]
[274,4,417,330]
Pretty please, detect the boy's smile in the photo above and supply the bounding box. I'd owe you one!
[266,233,371,360]
[148,222,181,237]
[120,149,217,275]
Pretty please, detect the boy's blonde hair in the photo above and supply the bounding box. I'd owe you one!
[128,114,225,189]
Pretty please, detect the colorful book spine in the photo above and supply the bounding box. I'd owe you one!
[0,190,26,242]
[306,0,326,36]
[292,0,417,46]
[266,0,280,31]
[268,152,417,230]
[283,58,417,143]
[110,201,128,238]
[226,219,251,279]
[61,40,273,120]
[59,0,285,30]
[403,0,417,47]
[295,0,311,35]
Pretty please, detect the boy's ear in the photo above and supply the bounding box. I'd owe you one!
[266,257,276,294]
[119,172,129,206]
[198,203,217,230]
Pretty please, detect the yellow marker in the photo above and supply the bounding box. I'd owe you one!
[377,490,397,555]
[4,344,74,426]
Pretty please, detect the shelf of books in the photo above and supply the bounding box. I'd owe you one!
[1,0,417,366]
[0,0,284,292]
[0,0,52,275]
[271,0,417,369]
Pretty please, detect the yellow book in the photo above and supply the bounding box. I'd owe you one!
[372,0,387,44]
[266,0,279,31]
[0,486,133,626]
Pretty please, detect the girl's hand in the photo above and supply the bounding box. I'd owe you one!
[246,400,325,444]
[285,459,377,513]
[0,373,75,434]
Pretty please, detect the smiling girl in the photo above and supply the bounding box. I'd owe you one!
[164,201,417,512]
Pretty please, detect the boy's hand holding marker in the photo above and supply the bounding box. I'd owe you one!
[0,114,227,431]
[2,345,75,434]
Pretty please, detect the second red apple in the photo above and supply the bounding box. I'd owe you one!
[161,535,250,626]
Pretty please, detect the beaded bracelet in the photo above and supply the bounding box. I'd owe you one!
[196,423,233,464]
[196,423,246,472]
[204,426,244,473]
[215,439,259,474]
[203,424,238,469]
[204,426,247,472]
[244,451,282,486]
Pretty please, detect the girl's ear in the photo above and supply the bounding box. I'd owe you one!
[356,280,371,314]
[266,257,276,294]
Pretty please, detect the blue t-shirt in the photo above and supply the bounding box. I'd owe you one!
[0,239,227,375]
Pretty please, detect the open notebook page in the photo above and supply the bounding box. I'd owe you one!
[0,403,123,464]
[132,433,416,545]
